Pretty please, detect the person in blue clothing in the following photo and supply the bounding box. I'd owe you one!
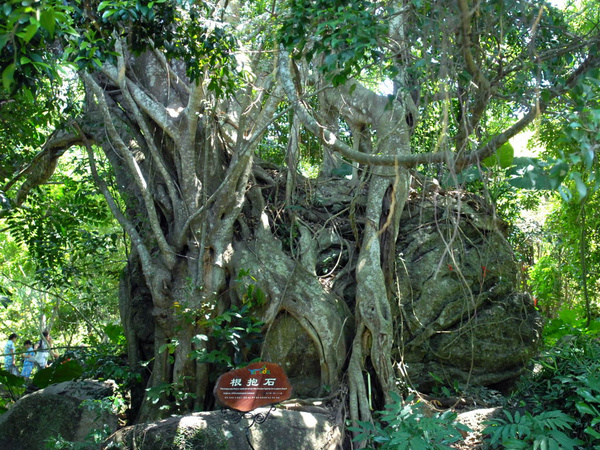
[20,340,36,379]
[3,333,18,375]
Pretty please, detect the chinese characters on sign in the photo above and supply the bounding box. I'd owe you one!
[214,362,292,412]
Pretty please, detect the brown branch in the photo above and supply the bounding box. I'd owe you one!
[1,130,80,207]
[278,48,454,168]
[460,53,600,169]
[81,71,175,269]
[72,121,158,285]
[457,0,491,92]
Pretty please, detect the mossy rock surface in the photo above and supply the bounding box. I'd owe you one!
[395,194,542,390]
[0,380,118,450]
[104,408,342,450]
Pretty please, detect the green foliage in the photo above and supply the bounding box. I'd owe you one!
[1,150,122,343]
[96,0,175,53]
[236,269,266,307]
[349,392,470,449]
[527,185,600,322]
[31,360,84,389]
[574,374,600,443]
[542,308,600,345]
[67,345,138,389]
[190,303,264,372]
[2,0,244,98]
[45,424,115,449]
[428,372,461,399]
[445,156,569,192]
[163,2,242,96]
[5,189,120,288]
[507,336,600,446]
[528,255,564,318]
[506,157,569,191]
[144,277,265,413]
[144,379,196,412]
[0,156,122,362]
[483,409,583,449]
[549,68,600,202]
[0,78,81,188]
[0,368,26,410]
[482,142,515,169]
[0,0,75,94]
[279,0,394,85]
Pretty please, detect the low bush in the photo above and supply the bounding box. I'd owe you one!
[349,392,470,449]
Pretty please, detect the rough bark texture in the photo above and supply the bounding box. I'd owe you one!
[76,50,540,426]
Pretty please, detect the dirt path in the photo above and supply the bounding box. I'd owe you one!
[454,407,502,449]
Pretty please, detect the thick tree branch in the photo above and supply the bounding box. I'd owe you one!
[463,53,600,168]
[457,0,491,93]
[278,49,452,168]
[82,72,175,269]
[74,121,158,284]
[100,64,181,142]
[114,40,181,223]
[1,130,81,211]
[455,0,493,153]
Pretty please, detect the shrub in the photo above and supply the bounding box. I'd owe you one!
[349,392,470,449]
[504,335,600,446]
[483,409,583,449]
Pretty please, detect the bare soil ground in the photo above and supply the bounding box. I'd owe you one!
[418,388,507,449]
[454,407,502,449]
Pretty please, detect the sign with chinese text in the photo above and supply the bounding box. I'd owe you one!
[214,362,291,412]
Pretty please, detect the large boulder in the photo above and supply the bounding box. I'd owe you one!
[0,379,119,450]
[233,184,541,396]
[395,192,542,390]
[104,407,343,450]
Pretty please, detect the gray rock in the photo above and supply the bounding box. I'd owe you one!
[104,407,342,450]
[261,313,322,397]
[395,193,542,390]
[0,380,119,450]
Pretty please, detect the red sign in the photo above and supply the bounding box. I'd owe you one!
[214,362,292,412]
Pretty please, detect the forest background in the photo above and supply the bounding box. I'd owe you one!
[1,0,600,447]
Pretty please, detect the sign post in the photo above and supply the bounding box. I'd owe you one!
[214,362,292,449]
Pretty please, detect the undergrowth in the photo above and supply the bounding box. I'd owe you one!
[355,330,600,449]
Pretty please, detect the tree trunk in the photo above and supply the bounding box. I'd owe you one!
[73,27,421,424]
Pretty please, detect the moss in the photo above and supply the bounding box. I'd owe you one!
[172,426,228,450]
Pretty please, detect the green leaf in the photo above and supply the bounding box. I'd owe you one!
[483,142,515,168]
[575,402,597,416]
[2,63,16,91]
[0,368,26,389]
[39,10,56,37]
[19,22,40,43]
[31,360,84,388]
[558,185,572,202]
[442,166,482,187]
[98,1,111,11]
[572,172,587,199]
[584,426,600,439]
[558,308,579,325]
[0,35,9,52]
